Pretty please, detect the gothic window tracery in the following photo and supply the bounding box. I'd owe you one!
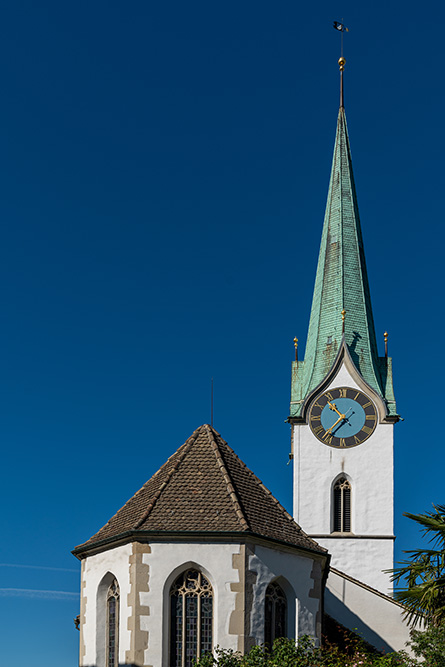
[106,578,119,667]
[333,477,351,532]
[264,581,287,646]
[170,568,213,667]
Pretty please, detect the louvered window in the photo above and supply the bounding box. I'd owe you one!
[264,581,287,646]
[106,579,119,667]
[170,569,213,667]
[333,477,351,532]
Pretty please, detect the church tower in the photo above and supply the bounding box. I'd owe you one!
[289,57,399,594]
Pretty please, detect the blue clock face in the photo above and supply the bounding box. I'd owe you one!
[308,387,377,447]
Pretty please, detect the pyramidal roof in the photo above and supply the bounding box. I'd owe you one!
[74,424,325,556]
[290,106,397,418]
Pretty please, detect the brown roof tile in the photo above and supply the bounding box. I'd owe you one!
[75,425,325,555]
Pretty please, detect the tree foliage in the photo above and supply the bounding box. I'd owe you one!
[388,504,445,626]
[409,624,445,667]
[193,636,415,667]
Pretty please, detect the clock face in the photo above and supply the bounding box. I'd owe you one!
[308,387,377,447]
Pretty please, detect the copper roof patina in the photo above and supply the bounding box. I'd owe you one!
[74,424,325,556]
[290,107,397,418]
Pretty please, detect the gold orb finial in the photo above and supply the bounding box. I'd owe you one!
[338,56,346,72]
[341,309,346,322]
[293,336,299,361]
[384,331,388,342]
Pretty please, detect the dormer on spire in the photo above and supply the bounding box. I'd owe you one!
[290,98,397,419]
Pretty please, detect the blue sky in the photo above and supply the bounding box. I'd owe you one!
[0,1,443,664]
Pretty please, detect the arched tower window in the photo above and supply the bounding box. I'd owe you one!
[264,581,287,646]
[333,477,351,532]
[106,578,119,667]
[170,568,213,667]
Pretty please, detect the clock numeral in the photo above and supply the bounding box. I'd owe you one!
[362,401,372,408]
[354,435,361,445]
[339,438,346,447]
[362,425,373,435]
[311,415,321,421]
[366,414,376,421]
[314,425,324,435]
[339,388,347,398]
[325,392,334,401]
[354,392,360,400]
[323,432,333,444]
[314,402,323,409]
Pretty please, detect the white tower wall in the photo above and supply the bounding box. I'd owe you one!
[293,363,394,593]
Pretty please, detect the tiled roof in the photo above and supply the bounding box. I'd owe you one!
[75,425,325,555]
[290,107,397,418]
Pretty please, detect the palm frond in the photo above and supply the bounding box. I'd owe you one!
[388,505,445,626]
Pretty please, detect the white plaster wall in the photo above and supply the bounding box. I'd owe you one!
[318,538,393,594]
[81,543,133,667]
[293,363,394,591]
[249,546,321,644]
[326,570,413,654]
[145,542,242,667]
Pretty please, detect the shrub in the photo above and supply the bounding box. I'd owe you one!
[194,636,417,667]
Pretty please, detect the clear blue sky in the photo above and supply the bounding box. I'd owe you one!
[0,2,442,664]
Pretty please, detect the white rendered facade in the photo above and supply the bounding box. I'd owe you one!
[325,569,413,653]
[293,353,395,594]
[78,539,325,667]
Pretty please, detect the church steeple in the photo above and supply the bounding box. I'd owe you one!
[290,59,397,419]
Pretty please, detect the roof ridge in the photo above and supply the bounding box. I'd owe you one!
[204,424,250,531]
[219,436,305,531]
[210,427,309,535]
[132,428,199,530]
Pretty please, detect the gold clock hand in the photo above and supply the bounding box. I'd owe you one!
[327,400,342,417]
[325,414,346,435]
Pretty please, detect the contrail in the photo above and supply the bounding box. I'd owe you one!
[0,588,79,600]
[0,563,78,573]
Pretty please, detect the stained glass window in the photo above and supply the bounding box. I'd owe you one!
[106,578,119,667]
[333,477,351,532]
[170,569,213,667]
[264,581,287,646]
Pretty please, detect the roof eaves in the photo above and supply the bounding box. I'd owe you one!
[72,528,328,560]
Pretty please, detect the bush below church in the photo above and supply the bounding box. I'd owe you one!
[194,627,445,666]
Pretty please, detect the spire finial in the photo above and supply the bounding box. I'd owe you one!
[384,331,388,358]
[339,56,346,108]
[293,336,298,362]
[341,309,346,334]
[333,20,349,108]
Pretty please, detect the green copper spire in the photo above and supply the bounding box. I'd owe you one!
[290,75,397,419]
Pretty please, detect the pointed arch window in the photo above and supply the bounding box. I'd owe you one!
[170,569,213,667]
[264,581,287,646]
[106,578,119,667]
[333,477,351,532]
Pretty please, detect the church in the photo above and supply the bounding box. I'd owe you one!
[72,57,412,666]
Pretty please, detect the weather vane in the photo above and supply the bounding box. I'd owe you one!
[333,20,349,108]
[333,20,349,58]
